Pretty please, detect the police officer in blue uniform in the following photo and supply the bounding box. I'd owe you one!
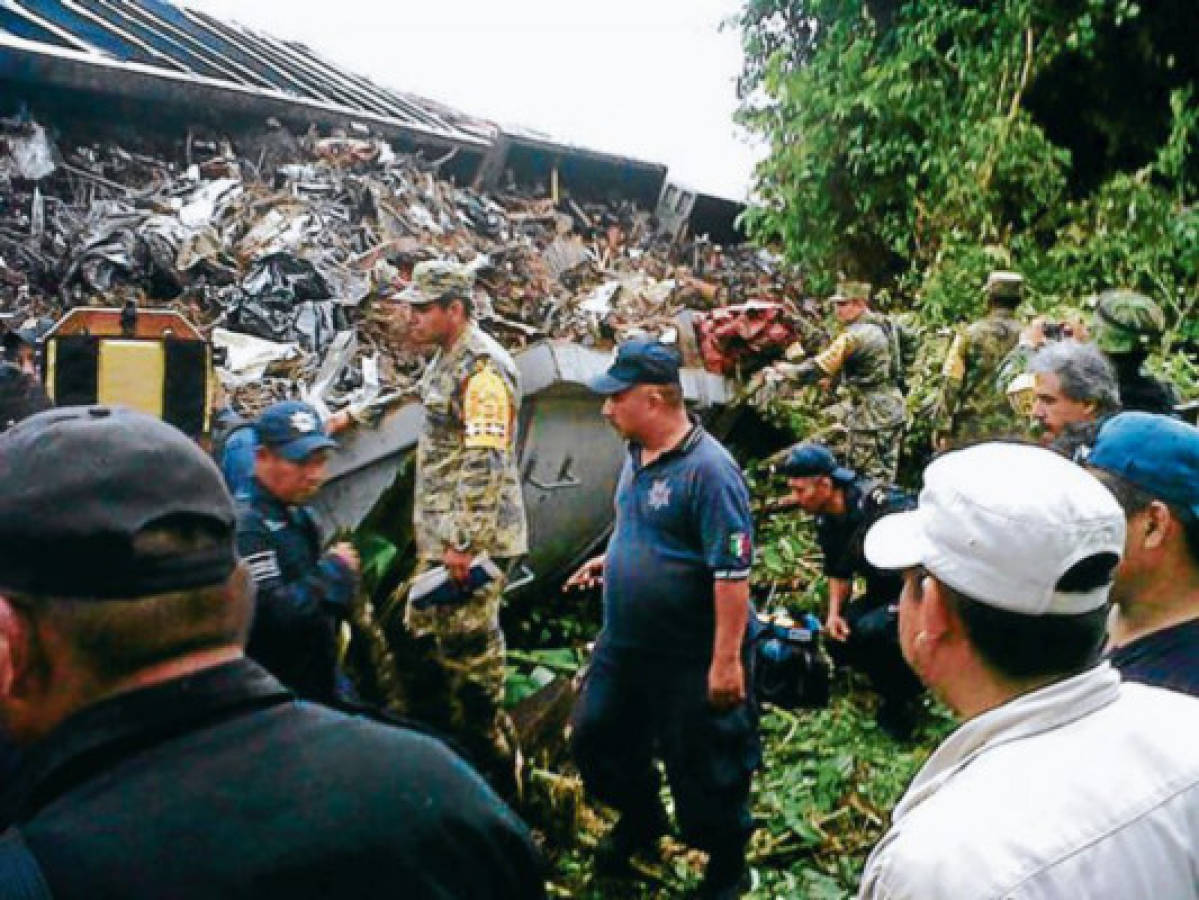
[778,443,923,739]
[236,400,361,704]
[566,339,760,899]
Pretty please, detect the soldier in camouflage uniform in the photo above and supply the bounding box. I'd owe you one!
[931,271,1025,448]
[387,260,528,798]
[1092,289,1181,417]
[785,281,907,481]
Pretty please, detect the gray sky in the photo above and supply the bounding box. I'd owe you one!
[182,0,762,200]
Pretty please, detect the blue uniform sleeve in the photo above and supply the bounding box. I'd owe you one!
[694,455,754,581]
[221,427,257,501]
[236,511,355,626]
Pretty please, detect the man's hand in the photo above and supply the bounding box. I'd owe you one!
[708,655,746,710]
[328,542,361,575]
[825,612,851,642]
[443,547,473,584]
[327,409,353,436]
[563,555,605,592]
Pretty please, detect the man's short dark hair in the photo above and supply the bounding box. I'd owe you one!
[652,382,684,409]
[941,552,1118,681]
[434,291,474,318]
[1093,468,1199,563]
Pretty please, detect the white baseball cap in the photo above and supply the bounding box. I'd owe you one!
[864,443,1126,616]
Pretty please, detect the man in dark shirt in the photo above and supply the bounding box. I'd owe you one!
[236,400,361,704]
[1086,412,1199,696]
[1092,289,1180,417]
[0,406,544,899]
[777,442,923,738]
[566,338,759,899]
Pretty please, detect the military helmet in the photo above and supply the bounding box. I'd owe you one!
[828,280,872,304]
[1093,289,1166,355]
[395,260,474,306]
[983,270,1023,304]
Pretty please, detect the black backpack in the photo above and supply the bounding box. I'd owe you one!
[751,612,832,710]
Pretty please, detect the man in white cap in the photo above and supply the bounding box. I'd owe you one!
[857,442,1199,900]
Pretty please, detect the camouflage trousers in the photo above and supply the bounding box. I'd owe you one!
[391,560,522,800]
[817,399,903,483]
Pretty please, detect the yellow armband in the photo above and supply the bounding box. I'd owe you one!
[814,332,857,376]
[463,363,513,450]
[941,331,968,380]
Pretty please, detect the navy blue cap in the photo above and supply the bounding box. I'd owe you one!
[776,442,855,482]
[254,400,337,461]
[1088,412,1199,517]
[587,337,681,395]
[0,406,237,599]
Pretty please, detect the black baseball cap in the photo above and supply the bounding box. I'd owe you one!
[776,442,856,482]
[587,337,682,395]
[0,406,237,599]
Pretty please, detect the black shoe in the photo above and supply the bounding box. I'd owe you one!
[694,856,751,899]
[593,810,667,877]
[876,698,916,742]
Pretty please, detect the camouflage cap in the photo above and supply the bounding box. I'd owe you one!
[983,270,1024,302]
[828,281,872,303]
[1093,289,1166,354]
[397,260,474,306]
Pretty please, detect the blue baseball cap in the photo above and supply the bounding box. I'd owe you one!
[1088,412,1199,517]
[587,337,681,395]
[776,442,855,483]
[254,401,337,461]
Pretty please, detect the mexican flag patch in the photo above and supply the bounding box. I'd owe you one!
[729,532,751,560]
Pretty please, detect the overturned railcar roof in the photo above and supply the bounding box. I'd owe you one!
[0,0,491,152]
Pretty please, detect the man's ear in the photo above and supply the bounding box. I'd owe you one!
[921,577,958,644]
[0,597,26,698]
[1139,501,1172,552]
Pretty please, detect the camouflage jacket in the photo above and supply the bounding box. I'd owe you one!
[414,323,528,561]
[933,308,1022,442]
[810,311,905,432]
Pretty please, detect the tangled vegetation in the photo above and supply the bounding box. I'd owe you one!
[525,3,1199,894]
[733,0,1196,392]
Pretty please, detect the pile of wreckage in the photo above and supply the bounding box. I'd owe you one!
[0,113,811,419]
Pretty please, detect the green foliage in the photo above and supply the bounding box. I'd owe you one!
[546,683,954,898]
[735,0,1197,385]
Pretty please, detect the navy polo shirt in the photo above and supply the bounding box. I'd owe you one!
[600,422,754,661]
[1109,618,1199,698]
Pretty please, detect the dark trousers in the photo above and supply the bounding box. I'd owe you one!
[835,602,923,705]
[569,647,760,852]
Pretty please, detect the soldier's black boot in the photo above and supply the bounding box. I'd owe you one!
[593,804,669,877]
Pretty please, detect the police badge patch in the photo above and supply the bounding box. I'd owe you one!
[647,479,671,510]
[289,410,318,434]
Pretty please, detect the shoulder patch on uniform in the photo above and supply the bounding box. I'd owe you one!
[815,331,857,375]
[463,362,513,450]
[244,550,281,583]
[941,331,967,380]
[729,531,751,561]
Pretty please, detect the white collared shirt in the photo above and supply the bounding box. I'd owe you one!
[860,663,1199,899]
